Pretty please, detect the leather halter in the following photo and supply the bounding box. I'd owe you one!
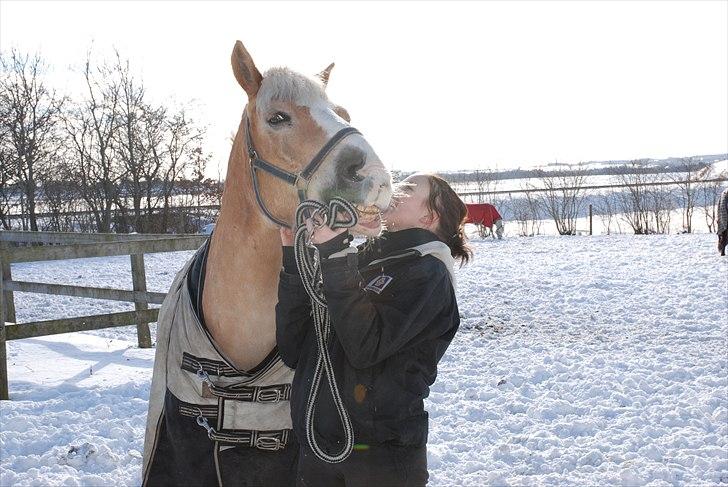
[245,114,361,229]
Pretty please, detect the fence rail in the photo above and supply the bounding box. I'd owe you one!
[457,177,728,197]
[3,204,221,221]
[0,230,202,243]
[0,230,208,400]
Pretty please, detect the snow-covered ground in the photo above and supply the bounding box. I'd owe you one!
[1,234,726,486]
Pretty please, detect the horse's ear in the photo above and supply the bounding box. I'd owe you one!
[333,105,351,122]
[231,40,262,98]
[317,62,335,88]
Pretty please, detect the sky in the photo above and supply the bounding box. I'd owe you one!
[1,0,726,178]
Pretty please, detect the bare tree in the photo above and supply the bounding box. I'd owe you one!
[114,52,148,231]
[0,50,65,231]
[471,168,492,203]
[537,168,587,235]
[159,108,204,232]
[646,180,673,234]
[0,117,16,229]
[616,160,652,234]
[42,172,78,232]
[63,52,124,232]
[508,187,542,237]
[671,157,699,233]
[696,164,726,233]
[0,151,16,229]
[1,47,217,235]
[136,103,168,230]
[597,192,620,235]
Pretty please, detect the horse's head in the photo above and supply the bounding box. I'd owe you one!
[230,40,392,236]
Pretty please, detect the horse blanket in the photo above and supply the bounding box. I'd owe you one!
[142,240,298,486]
[465,203,502,227]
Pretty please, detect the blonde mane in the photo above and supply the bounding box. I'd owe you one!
[256,67,328,114]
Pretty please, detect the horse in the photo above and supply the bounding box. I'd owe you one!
[465,202,504,239]
[142,40,392,486]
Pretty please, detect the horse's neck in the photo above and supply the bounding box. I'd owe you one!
[201,139,282,371]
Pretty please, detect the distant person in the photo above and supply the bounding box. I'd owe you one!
[718,187,728,256]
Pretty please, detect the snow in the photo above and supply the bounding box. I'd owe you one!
[2,234,727,486]
[700,159,728,179]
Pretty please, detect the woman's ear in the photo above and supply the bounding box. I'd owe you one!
[420,212,439,229]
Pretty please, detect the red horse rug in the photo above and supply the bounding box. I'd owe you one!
[465,203,504,239]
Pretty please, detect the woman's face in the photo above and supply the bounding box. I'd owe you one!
[382,174,437,232]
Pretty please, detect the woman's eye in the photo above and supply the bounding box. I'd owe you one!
[267,112,290,126]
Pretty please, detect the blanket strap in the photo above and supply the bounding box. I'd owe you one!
[195,365,291,403]
[195,414,290,451]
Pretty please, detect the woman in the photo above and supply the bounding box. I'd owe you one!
[276,174,471,486]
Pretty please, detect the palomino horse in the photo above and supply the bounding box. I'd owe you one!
[142,40,392,486]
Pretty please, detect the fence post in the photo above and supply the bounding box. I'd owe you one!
[0,243,16,324]
[130,253,152,348]
[0,248,10,400]
[589,204,593,236]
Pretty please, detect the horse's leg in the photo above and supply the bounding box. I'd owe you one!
[478,224,486,239]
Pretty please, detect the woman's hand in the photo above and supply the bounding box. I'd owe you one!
[305,217,347,245]
[280,227,295,247]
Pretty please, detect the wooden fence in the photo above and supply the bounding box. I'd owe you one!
[456,177,728,199]
[0,230,208,400]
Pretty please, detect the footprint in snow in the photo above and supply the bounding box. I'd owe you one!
[58,442,97,468]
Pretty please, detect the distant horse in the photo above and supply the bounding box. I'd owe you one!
[466,203,504,239]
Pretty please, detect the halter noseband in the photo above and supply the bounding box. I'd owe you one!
[245,114,361,229]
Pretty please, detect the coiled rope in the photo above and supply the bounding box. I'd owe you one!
[293,197,358,464]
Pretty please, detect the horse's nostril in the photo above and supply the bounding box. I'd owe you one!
[344,161,365,183]
[336,147,367,183]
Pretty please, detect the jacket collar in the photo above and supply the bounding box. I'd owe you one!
[358,228,442,266]
[358,229,457,289]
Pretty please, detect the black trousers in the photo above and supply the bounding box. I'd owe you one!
[297,443,428,487]
[719,229,727,256]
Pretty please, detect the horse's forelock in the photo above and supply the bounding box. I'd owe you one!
[255,67,329,115]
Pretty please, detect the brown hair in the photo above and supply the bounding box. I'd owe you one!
[424,174,473,266]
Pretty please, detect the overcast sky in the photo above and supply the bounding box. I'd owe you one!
[1,0,726,177]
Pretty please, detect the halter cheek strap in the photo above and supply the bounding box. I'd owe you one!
[245,115,362,229]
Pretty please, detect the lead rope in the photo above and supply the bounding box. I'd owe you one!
[293,197,358,464]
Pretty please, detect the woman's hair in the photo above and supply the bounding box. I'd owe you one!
[423,174,473,266]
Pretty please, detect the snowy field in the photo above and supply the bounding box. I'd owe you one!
[1,234,727,486]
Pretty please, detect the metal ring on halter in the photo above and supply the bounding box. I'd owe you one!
[306,210,330,246]
[310,209,328,229]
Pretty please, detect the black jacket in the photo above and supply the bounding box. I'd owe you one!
[275,228,460,452]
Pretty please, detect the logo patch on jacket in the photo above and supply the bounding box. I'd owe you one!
[364,275,393,294]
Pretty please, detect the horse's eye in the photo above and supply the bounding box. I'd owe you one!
[267,112,290,126]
